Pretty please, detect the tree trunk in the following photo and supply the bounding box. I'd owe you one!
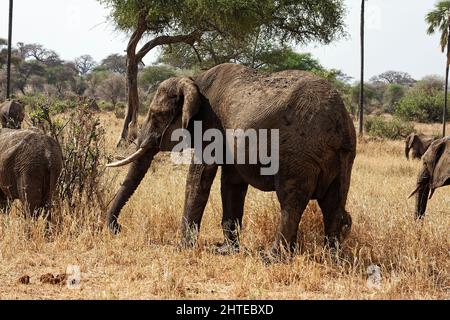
[6,0,13,99]
[116,13,201,147]
[359,0,365,136]
[443,16,450,138]
[119,57,140,145]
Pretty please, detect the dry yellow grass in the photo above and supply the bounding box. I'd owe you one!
[0,113,448,300]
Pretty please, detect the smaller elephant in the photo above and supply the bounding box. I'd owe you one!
[0,100,25,129]
[410,136,449,219]
[0,128,63,217]
[405,133,437,160]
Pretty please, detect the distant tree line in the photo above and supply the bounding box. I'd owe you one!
[0,38,446,124]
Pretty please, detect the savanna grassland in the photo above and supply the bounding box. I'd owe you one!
[0,113,448,300]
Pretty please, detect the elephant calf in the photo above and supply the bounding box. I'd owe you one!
[0,100,25,129]
[405,133,437,160]
[410,136,450,219]
[0,129,62,217]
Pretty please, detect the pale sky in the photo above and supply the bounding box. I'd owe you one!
[0,0,445,82]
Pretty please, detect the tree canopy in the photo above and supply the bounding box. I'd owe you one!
[99,0,348,143]
[370,71,415,86]
[100,0,347,45]
[426,0,450,52]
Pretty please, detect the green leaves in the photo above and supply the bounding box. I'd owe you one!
[426,0,450,52]
[395,88,446,123]
[99,0,347,46]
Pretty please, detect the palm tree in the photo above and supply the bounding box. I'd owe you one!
[426,0,450,137]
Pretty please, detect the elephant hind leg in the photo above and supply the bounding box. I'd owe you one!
[318,177,352,250]
[270,169,319,260]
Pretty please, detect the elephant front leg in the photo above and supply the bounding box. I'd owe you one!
[215,166,248,255]
[180,163,218,248]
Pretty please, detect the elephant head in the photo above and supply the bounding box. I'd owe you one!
[106,77,202,232]
[405,133,436,160]
[0,100,25,129]
[410,136,450,219]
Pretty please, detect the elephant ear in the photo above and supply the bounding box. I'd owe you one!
[408,134,417,149]
[177,78,200,130]
[423,137,450,195]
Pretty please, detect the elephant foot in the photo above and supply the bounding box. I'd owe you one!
[213,241,240,256]
[108,220,122,235]
[260,243,296,265]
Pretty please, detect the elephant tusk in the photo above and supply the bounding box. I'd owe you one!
[107,148,147,168]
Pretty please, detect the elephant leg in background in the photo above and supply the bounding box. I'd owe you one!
[270,168,318,259]
[0,190,11,213]
[217,165,249,254]
[181,163,218,247]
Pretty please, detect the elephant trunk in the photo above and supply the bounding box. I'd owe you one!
[411,167,431,219]
[106,149,157,233]
[405,145,410,160]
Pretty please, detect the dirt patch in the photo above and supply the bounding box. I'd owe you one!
[18,275,30,285]
[40,273,67,285]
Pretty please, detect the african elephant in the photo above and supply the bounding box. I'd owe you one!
[0,128,63,217]
[405,133,436,160]
[106,63,356,258]
[410,136,449,219]
[0,100,25,129]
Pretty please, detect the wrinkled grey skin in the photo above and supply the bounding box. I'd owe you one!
[0,129,63,217]
[0,100,25,129]
[106,63,357,258]
[410,136,450,219]
[405,133,436,160]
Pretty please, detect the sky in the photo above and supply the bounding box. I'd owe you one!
[0,0,446,82]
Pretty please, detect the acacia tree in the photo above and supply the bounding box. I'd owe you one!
[75,55,97,76]
[99,54,127,74]
[370,71,415,86]
[426,0,450,136]
[99,0,347,145]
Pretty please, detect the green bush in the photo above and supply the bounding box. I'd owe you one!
[365,116,415,140]
[98,100,115,112]
[395,89,445,122]
[18,94,75,115]
[114,103,126,119]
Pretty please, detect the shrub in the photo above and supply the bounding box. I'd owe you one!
[114,105,126,119]
[99,100,115,112]
[18,94,75,115]
[383,83,406,113]
[395,89,445,122]
[55,106,111,212]
[365,116,415,140]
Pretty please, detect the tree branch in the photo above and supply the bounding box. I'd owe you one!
[136,30,202,62]
[126,13,148,58]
